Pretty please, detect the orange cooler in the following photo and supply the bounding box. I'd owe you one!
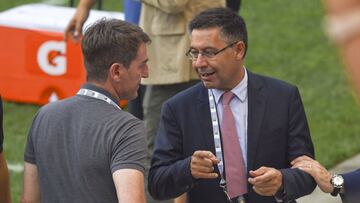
[0,4,126,106]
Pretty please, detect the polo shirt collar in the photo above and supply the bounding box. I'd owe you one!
[81,83,119,105]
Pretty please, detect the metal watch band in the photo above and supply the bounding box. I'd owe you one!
[330,174,344,197]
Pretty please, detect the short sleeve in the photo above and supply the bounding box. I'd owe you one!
[110,119,147,174]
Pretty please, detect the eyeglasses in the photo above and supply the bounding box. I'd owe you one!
[186,41,239,60]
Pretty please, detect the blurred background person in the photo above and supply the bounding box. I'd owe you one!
[124,0,146,120]
[292,0,360,203]
[324,0,360,99]
[0,96,11,203]
[124,0,141,24]
[226,0,241,13]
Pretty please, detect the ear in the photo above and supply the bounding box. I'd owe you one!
[234,41,246,60]
[108,62,126,82]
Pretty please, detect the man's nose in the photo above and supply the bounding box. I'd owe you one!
[193,54,208,68]
[141,64,149,78]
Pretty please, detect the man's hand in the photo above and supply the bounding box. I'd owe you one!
[64,0,96,42]
[191,150,219,179]
[248,166,283,196]
[291,155,333,193]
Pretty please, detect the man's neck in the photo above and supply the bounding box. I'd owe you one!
[87,80,120,102]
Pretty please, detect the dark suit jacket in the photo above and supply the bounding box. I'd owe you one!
[341,169,360,203]
[148,71,316,203]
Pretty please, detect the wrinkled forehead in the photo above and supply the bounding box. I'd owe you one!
[190,27,226,49]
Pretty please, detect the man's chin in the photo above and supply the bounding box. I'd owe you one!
[202,81,216,89]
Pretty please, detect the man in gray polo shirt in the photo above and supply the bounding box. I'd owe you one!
[22,19,151,203]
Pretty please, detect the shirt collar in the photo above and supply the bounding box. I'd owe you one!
[80,83,119,105]
[212,66,248,104]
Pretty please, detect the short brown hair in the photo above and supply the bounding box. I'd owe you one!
[82,18,151,82]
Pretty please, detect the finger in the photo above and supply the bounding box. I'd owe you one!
[291,155,314,165]
[192,151,218,168]
[193,151,219,165]
[253,183,276,192]
[192,164,215,174]
[193,172,219,179]
[64,30,69,41]
[193,150,215,159]
[192,158,213,169]
[296,166,312,174]
[292,159,322,173]
[249,175,270,186]
[209,156,220,164]
[252,181,273,189]
[292,160,319,172]
[249,166,268,178]
[74,22,82,38]
[291,160,311,168]
[191,158,219,179]
[250,172,273,184]
[64,23,74,41]
[291,157,304,165]
[200,158,215,167]
[252,185,273,196]
[65,20,82,43]
[252,185,276,196]
[292,163,317,177]
[250,170,279,186]
[251,181,280,194]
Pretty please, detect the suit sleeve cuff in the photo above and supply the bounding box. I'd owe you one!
[178,156,196,192]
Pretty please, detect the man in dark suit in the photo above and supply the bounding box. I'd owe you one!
[148,8,316,203]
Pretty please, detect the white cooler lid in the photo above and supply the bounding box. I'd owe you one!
[0,3,124,32]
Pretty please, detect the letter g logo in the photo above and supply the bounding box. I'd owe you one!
[37,40,66,76]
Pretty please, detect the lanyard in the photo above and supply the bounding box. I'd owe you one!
[77,88,121,110]
[208,89,231,201]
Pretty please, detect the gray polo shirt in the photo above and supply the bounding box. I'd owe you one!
[24,84,147,202]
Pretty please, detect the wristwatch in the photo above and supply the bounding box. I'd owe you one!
[330,174,344,197]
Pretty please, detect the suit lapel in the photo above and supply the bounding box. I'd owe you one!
[247,71,267,170]
[196,84,216,152]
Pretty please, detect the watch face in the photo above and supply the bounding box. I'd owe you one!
[332,175,344,187]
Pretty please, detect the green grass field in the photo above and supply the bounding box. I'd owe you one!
[1,0,360,202]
